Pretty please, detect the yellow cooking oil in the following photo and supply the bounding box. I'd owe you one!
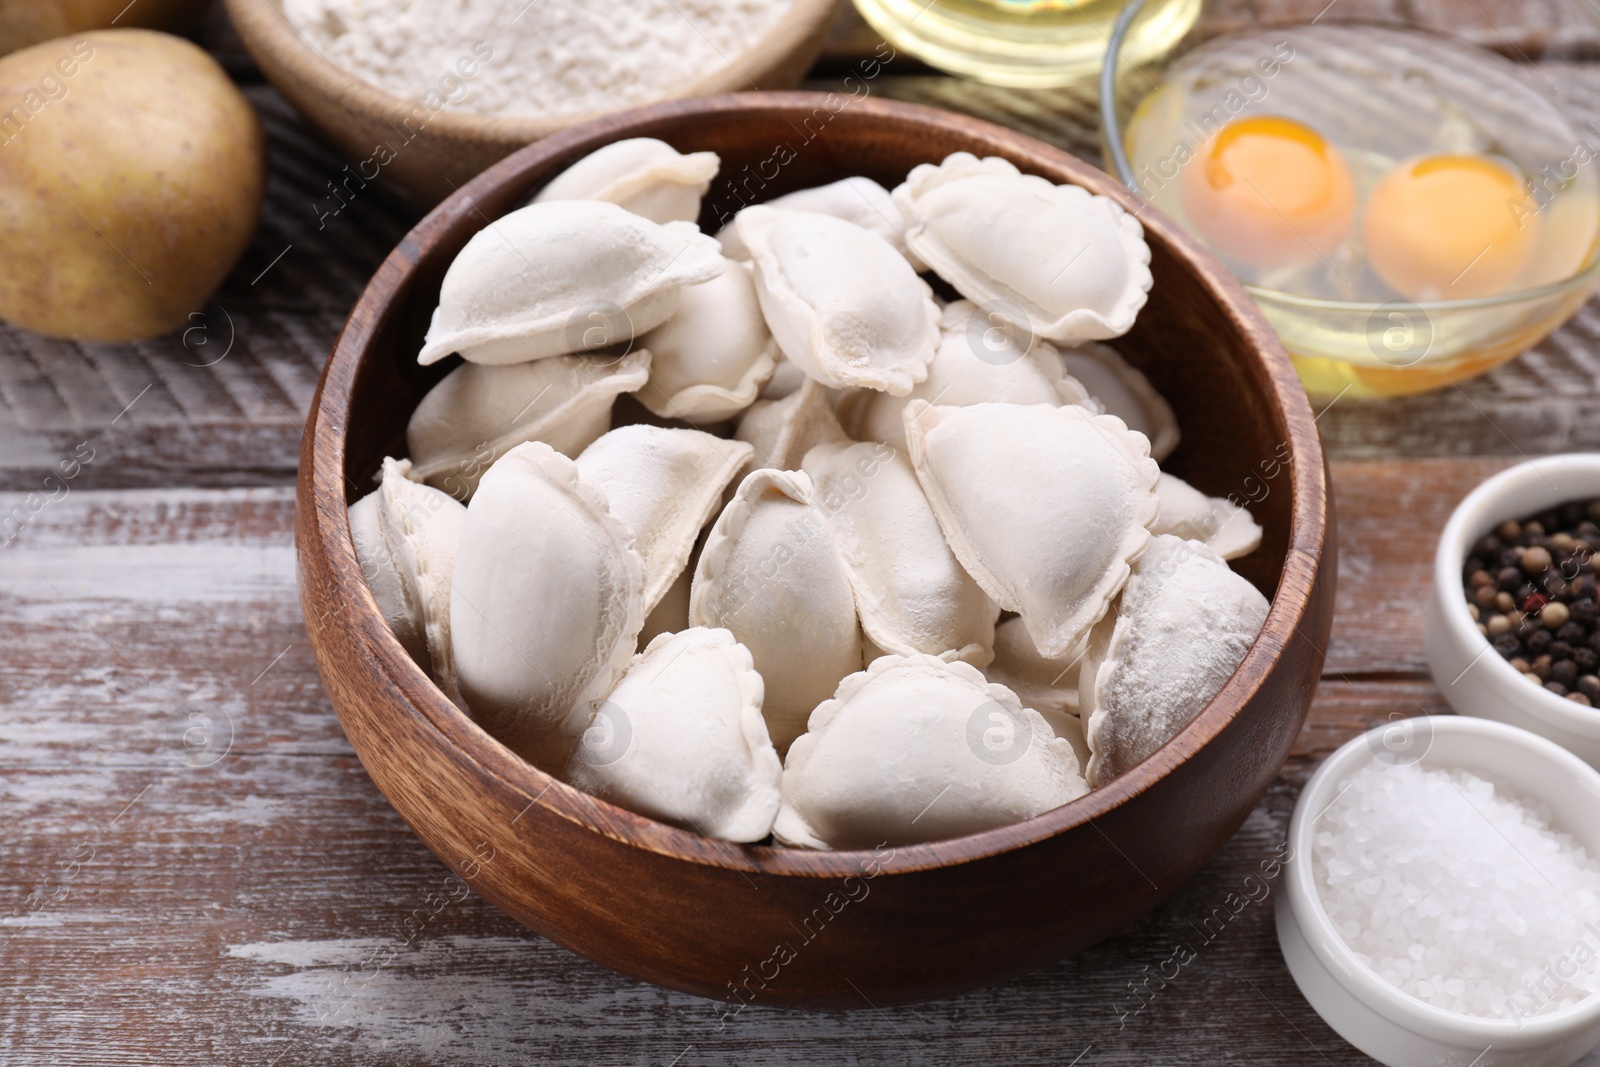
[851,0,1202,88]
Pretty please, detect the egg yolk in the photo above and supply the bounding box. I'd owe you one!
[1178,116,1357,271]
[1362,154,1538,301]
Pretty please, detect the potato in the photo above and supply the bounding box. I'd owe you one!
[0,0,211,57]
[0,29,263,342]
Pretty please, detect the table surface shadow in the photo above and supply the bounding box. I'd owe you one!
[2,2,1599,1065]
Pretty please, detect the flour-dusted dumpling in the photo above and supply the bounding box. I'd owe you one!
[893,153,1153,345]
[533,138,719,224]
[802,441,997,665]
[985,616,1084,723]
[759,357,807,401]
[1154,473,1263,560]
[418,200,724,366]
[451,442,645,770]
[564,628,780,842]
[774,654,1088,849]
[574,426,752,612]
[690,468,862,754]
[1059,343,1179,462]
[737,205,940,395]
[840,299,1093,450]
[904,401,1160,659]
[405,350,650,500]
[1081,535,1270,787]
[717,176,924,270]
[349,457,468,706]
[636,260,777,421]
[731,378,848,487]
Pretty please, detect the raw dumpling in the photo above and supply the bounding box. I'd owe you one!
[717,176,923,270]
[892,153,1152,344]
[532,137,719,224]
[348,457,467,706]
[689,468,862,754]
[405,350,650,500]
[802,441,997,665]
[737,205,939,395]
[451,442,645,770]
[418,200,723,366]
[732,378,848,486]
[984,616,1084,722]
[564,628,780,842]
[1154,472,1263,560]
[1059,343,1179,462]
[904,401,1160,658]
[1081,535,1270,787]
[759,357,808,400]
[636,260,777,421]
[574,426,752,612]
[774,654,1088,849]
[840,299,1092,450]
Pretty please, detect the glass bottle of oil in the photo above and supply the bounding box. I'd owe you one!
[851,0,1202,88]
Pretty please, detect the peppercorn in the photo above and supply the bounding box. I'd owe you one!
[1528,629,1553,655]
[1550,641,1575,662]
[1544,601,1572,629]
[1581,675,1600,703]
[1497,567,1524,592]
[1524,546,1553,575]
[1577,648,1599,673]
[1575,599,1598,625]
[1510,657,1531,674]
[1546,681,1568,696]
[1551,660,1579,687]
[1495,591,1516,614]
[1475,585,1499,609]
[1559,621,1587,645]
[1487,614,1512,637]
[1492,633,1521,656]
[1534,654,1554,679]
[1569,692,1593,707]
[1498,519,1522,541]
[1553,532,1578,553]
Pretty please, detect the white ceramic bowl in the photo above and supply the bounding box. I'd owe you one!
[1278,715,1600,1067]
[1425,454,1600,768]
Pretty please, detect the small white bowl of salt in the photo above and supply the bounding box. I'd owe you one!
[1278,714,1600,1067]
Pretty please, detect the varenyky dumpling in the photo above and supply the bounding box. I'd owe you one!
[418,200,723,366]
[1059,342,1180,462]
[349,457,467,706]
[893,153,1152,345]
[451,442,644,770]
[841,299,1093,450]
[737,205,940,395]
[904,401,1160,659]
[984,616,1084,723]
[803,441,997,665]
[564,627,780,843]
[1080,535,1270,787]
[731,378,847,488]
[774,654,1088,849]
[637,259,777,422]
[716,176,924,270]
[533,137,719,225]
[574,426,751,613]
[689,468,862,754]
[1154,472,1262,560]
[406,350,650,499]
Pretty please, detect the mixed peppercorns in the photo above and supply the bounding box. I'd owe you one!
[1462,498,1600,706]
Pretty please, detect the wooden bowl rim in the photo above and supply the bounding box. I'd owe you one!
[304,91,1328,880]
[224,0,844,145]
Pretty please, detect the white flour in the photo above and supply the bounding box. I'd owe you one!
[283,0,795,117]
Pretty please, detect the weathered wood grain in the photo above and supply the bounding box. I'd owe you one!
[0,456,1572,1065]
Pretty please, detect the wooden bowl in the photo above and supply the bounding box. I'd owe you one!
[222,0,842,206]
[297,93,1336,1009]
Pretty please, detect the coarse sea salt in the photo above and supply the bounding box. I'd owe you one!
[1313,760,1600,1020]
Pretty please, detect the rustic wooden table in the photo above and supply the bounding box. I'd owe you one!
[4,3,1599,1064]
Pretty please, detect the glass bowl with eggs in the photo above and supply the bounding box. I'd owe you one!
[1101,2,1600,398]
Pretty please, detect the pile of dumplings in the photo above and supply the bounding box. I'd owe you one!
[349,137,1273,850]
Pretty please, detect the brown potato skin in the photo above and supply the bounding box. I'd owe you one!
[0,0,212,57]
[0,28,264,342]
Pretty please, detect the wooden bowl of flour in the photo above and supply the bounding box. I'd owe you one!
[296,93,1338,1008]
[223,0,842,205]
